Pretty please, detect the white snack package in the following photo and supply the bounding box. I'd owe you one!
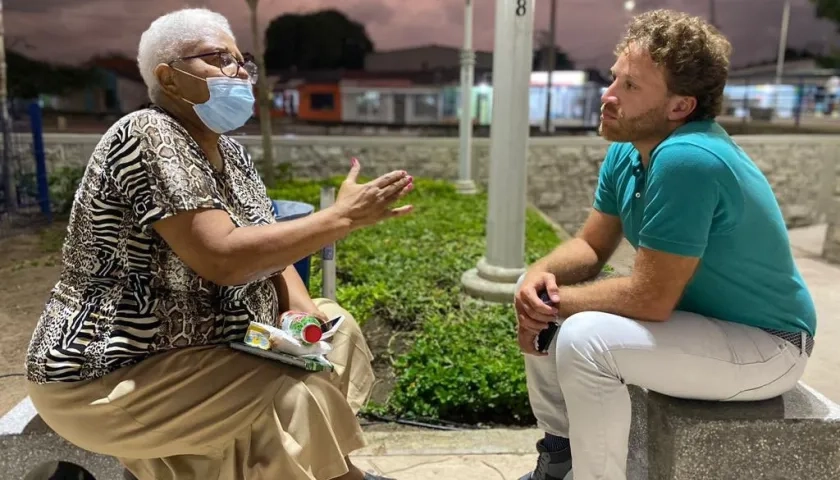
[260,315,345,361]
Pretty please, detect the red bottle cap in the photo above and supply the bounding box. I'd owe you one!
[302,324,323,343]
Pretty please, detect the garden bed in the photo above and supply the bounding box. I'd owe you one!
[267,178,561,427]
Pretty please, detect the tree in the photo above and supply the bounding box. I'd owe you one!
[245,0,274,187]
[263,9,374,71]
[6,50,99,100]
[811,0,840,29]
[810,0,840,65]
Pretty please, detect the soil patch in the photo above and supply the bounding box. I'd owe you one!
[0,223,66,415]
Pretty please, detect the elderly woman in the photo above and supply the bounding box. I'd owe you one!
[24,8,412,480]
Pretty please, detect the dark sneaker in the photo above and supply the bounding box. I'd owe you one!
[518,440,573,480]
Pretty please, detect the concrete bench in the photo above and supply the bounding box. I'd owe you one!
[0,396,127,479]
[627,381,840,480]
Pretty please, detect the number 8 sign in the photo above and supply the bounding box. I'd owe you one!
[515,0,527,16]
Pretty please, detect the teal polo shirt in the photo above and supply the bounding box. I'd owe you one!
[593,120,816,336]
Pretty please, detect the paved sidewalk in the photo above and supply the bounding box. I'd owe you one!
[352,454,537,480]
[788,224,840,403]
[352,429,542,480]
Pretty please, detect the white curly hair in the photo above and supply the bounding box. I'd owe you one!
[137,8,236,102]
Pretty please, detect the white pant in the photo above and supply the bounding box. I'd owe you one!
[524,309,809,480]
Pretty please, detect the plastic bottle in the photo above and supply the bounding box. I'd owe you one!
[280,311,323,345]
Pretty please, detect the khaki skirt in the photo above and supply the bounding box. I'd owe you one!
[27,298,375,480]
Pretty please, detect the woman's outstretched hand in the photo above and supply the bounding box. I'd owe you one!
[333,157,414,230]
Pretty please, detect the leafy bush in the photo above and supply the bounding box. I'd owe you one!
[386,304,535,424]
[48,166,86,216]
[267,178,560,426]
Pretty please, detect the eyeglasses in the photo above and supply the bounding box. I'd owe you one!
[173,51,259,84]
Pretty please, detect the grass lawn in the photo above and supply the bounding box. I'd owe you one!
[267,178,561,426]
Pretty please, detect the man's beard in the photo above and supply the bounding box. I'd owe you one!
[598,104,669,142]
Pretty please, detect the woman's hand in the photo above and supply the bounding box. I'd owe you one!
[308,309,328,325]
[281,308,328,325]
[333,158,414,230]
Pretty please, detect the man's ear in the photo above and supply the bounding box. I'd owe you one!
[668,95,697,122]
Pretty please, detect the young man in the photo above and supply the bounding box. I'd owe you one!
[515,9,817,480]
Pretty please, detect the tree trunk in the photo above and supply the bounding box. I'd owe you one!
[0,0,16,213]
[247,0,276,188]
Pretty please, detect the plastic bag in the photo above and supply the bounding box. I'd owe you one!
[245,316,345,365]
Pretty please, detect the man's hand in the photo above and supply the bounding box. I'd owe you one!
[517,326,547,356]
[514,271,560,334]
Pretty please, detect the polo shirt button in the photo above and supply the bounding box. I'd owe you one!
[635,192,641,198]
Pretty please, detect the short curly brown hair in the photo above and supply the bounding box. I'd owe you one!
[615,9,732,121]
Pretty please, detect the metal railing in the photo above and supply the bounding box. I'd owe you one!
[0,101,52,237]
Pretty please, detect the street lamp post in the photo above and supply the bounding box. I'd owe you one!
[542,0,557,133]
[773,0,791,118]
[709,0,717,28]
[456,0,478,195]
[461,0,536,302]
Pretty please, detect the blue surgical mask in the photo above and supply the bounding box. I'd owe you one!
[179,74,255,134]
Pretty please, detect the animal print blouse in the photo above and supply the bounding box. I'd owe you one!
[26,107,281,383]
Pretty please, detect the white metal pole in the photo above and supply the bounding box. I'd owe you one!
[461,0,535,302]
[456,0,478,195]
[320,186,336,301]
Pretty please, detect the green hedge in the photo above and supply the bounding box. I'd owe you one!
[267,178,560,425]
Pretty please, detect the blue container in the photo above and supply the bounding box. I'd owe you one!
[271,200,316,289]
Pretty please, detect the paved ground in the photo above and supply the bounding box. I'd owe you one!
[351,429,541,479]
[787,224,840,402]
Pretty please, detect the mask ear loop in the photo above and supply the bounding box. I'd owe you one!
[170,66,208,106]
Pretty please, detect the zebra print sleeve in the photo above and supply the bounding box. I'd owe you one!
[224,137,278,225]
[104,114,227,233]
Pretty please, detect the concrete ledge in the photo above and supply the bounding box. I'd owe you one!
[823,217,840,264]
[37,132,840,148]
[629,382,840,480]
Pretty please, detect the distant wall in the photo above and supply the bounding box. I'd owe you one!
[41,132,840,233]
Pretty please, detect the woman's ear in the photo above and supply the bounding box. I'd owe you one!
[154,63,179,97]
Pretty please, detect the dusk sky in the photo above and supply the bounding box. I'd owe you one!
[5,0,840,71]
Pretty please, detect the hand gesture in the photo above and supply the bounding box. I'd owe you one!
[334,157,414,230]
